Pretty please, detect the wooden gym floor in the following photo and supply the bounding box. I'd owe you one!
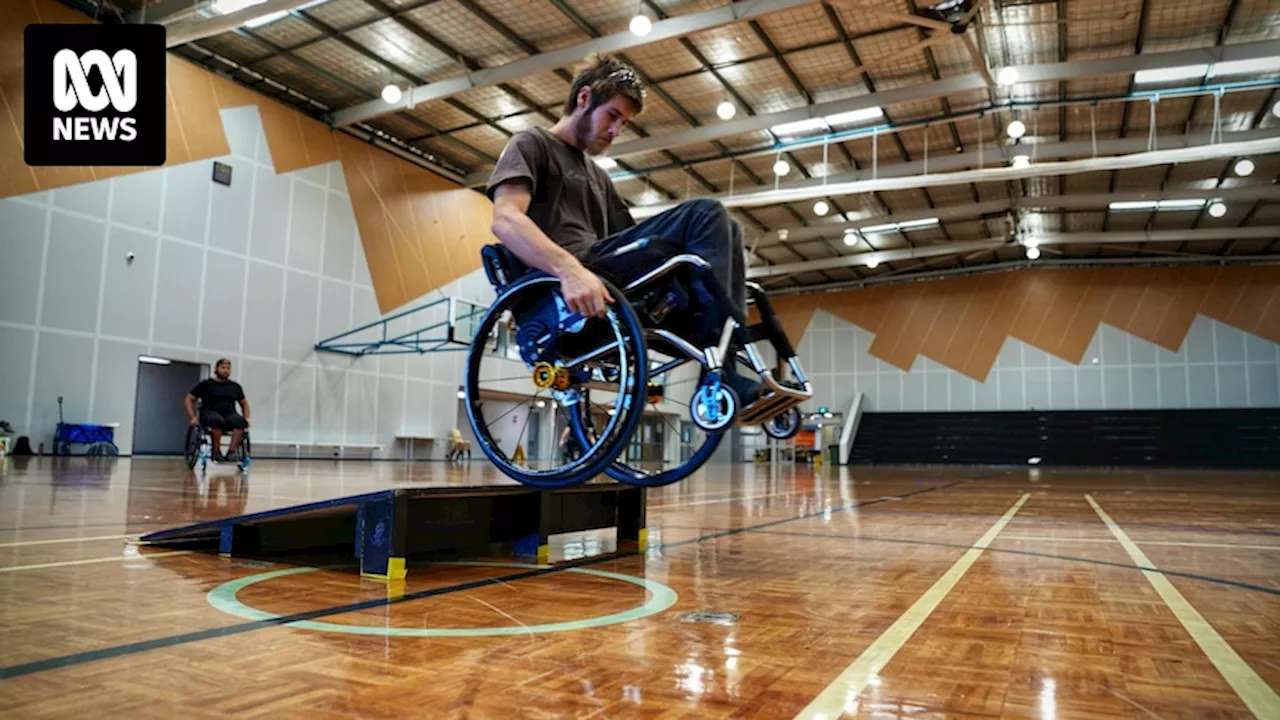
[0,457,1277,718]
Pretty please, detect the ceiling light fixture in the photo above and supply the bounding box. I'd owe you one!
[1234,158,1255,176]
[1208,57,1280,78]
[773,159,791,176]
[1108,199,1206,211]
[1208,201,1227,218]
[1006,119,1026,139]
[842,229,858,246]
[825,107,885,125]
[997,67,1019,86]
[594,156,617,170]
[865,257,880,269]
[716,100,736,120]
[629,14,652,37]
[859,217,939,234]
[381,84,402,103]
[770,117,827,136]
[813,200,829,216]
[1026,246,1041,260]
[1134,64,1210,84]
[1011,154,1031,168]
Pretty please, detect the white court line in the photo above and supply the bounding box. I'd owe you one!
[0,551,190,574]
[0,534,131,548]
[1085,494,1280,719]
[794,493,1031,720]
[1000,535,1280,551]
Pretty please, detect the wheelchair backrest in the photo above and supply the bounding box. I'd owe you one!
[481,244,530,291]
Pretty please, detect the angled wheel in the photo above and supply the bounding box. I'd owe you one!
[464,274,648,489]
[572,342,725,487]
[762,407,802,440]
[184,425,202,470]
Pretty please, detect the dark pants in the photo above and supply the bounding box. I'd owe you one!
[200,409,248,431]
[584,199,747,320]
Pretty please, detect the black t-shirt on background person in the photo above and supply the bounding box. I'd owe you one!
[190,379,245,415]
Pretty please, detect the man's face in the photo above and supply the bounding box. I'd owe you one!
[215,362,231,380]
[572,91,637,156]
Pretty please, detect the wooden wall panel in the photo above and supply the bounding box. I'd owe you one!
[1228,266,1280,339]
[869,283,928,370]
[767,266,1279,382]
[1032,270,1087,359]
[920,275,979,370]
[1058,270,1116,362]
[1125,267,1186,348]
[963,272,1028,381]
[945,273,1006,373]
[1156,266,1220,351]
[1101,267,1157,330]
[1009,270,1057,344]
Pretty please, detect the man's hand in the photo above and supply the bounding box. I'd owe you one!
[189,416,199,427]
[557,262,613,318]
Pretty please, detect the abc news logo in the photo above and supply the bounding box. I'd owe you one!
[25,24,166,167]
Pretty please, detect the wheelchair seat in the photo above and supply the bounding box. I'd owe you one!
[480,240,737,351]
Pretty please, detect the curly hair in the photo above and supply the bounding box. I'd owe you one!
[563,53,646,117]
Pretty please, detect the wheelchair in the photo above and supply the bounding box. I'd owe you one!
[183,421,251,472]
[463,237,812,490]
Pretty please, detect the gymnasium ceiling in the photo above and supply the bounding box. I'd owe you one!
[64,0,1280,295]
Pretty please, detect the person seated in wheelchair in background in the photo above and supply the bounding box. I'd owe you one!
[184,358,251,463]
[486,52,763,406]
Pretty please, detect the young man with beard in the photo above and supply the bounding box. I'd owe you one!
[485,54,761,403]
[185,358,251,462]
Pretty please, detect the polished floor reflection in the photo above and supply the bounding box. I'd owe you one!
[1,456,1278,718]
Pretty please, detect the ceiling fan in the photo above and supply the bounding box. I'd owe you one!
[832,0,995,87]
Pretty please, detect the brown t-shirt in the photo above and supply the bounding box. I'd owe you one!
[485,127,635,259]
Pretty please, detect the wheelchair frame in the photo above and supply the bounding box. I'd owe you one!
[467,243,813,488]
[184,422,251,472]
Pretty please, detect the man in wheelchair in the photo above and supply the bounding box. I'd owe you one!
[486,53,764,405]
[184,358,251,463]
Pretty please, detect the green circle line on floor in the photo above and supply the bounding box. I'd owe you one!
[206,561,678,636]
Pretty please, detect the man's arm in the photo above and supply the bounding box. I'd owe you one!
[184,393,199,426]
[490,180,613,318]
[238,396,251,427]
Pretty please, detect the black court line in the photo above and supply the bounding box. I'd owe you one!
[745,529,1280,597]
[0,478,974,680]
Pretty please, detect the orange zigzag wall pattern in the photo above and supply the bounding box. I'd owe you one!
[764,266,1280,382]
[3,0,494,314]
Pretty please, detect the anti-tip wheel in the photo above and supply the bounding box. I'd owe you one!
[762,407,802,440]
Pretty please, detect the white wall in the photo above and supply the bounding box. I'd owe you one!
[0,106,496,457]
[795,308,1280,416]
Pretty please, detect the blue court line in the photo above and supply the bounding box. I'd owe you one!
[0,479,971,680]
[740,529,1280,597]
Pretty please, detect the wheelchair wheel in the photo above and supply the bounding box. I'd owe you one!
[572,346,726,487]
[762,407,802,440]
[184,425,202,470]
[464,274,648,489]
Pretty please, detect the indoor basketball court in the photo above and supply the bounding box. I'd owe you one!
[2,0,1279,717]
